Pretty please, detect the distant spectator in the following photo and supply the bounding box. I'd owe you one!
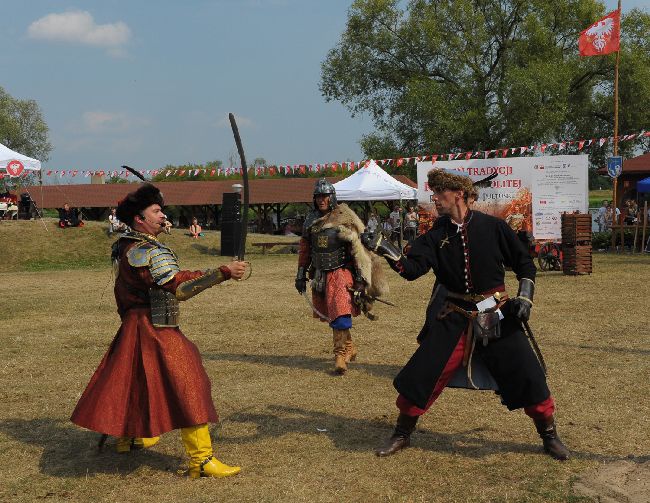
[604,201,620,230]
[388,205,402,242]
[596,200,608,232]
[389,205,401,230]
[381,218,393,237]
[58,203,83,228]
[624,199,638,225]
[282,222,298,236]
[366,211,379,233]
[108,207,127,235]
[189,217,203,238]
[404,205,418,242]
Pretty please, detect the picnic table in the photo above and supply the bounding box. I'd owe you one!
[251,241,301,255]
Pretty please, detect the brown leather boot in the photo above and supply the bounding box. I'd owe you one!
[332,329,347,374]
[343,330,357,363]
[375,413,419,457]
[534,417,570,461]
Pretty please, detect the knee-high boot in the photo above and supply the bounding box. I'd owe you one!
[116,436,160,453]
[375,413,419,457]
[343,329,357,363]
[180,424,241,478]
[534,416,570,461]
[333,329,348,374]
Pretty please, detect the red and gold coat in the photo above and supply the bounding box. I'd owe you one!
[71,235,220,438]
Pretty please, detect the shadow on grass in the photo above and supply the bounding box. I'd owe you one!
[222,404,543,458]
[190,243,220,255]
[0,418,182,478]
[549,341,650,356]
[203,352,402,379]
[222,405,649,463]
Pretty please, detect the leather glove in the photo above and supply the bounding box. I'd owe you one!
[360,231,376,250]
[511,278,534,321]
[361,231,402,261]
[295,266,307,294]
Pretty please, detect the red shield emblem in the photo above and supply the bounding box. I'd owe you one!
[6,160,25,177]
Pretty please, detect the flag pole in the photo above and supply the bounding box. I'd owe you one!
[611,0,621,251]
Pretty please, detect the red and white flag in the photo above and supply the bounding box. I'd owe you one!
[579,10,620,56]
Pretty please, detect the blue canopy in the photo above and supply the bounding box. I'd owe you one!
[637,176,650,193]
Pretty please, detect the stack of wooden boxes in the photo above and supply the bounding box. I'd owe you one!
[561,212,592,275]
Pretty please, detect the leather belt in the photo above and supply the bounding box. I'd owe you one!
[446,290,506,303]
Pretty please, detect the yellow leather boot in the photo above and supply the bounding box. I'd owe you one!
[333,329,347,374]
[116,436,160,453]
[181,424,240,478]
[343,329,357,364]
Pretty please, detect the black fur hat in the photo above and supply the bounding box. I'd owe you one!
[116,183,164,226]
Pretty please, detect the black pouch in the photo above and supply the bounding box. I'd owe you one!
[473,311,501,346]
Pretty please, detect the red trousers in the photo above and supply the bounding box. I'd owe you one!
[396,332,555,420]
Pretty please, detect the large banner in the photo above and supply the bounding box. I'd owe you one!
[416,155,589,240]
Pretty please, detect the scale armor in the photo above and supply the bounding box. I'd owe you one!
[126,235,181,327]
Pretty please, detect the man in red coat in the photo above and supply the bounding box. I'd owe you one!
[71,183,246,478]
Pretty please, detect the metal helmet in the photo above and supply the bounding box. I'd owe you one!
[313,178,337,210]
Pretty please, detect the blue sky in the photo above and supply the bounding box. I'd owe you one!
[1,0,645,181]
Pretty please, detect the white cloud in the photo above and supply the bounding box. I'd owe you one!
[66,110,151,137]
[27,11,131,55]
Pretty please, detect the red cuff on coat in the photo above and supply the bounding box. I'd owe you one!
[218,265,232,280]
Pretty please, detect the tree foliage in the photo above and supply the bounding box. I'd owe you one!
[321,0,650,166]
[0,86,52,161]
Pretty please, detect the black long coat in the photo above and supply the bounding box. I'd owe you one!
[392,210,550,410]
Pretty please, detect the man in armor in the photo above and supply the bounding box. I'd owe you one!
[295,178,387,374]
[361,169,570,461]
[71,183,246,479]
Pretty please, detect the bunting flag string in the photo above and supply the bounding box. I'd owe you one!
[10,130,648,179]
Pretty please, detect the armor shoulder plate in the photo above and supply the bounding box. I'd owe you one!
[127,241,180,285]
[127,241,155,267]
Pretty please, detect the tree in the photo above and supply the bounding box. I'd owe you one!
[0,86,52,162]
[321,0,650,172]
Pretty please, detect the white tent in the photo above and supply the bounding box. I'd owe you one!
[333,160,417,200]
[0,142,42,173]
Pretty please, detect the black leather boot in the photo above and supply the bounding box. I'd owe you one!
[375,413,419,457]
[534,417,570,461]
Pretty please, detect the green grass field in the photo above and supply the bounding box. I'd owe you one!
[1,220,648,502]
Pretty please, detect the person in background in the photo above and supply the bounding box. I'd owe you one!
[58,203,83,228]
[389,205,402,242]
[189,217,203,238]
[295,179,387,374]
[624,199,638,225]
[108,207,127,235]
[596,200,608,232]
[366,211,379,234]
[404,205,418,243]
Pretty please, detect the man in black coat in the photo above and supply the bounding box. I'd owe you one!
[362,169,570,461]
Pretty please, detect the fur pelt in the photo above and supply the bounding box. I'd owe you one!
[313,203,389,298]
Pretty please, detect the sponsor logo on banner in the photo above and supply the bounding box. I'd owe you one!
[6,160,24,177]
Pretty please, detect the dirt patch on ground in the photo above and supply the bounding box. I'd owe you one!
[574,459,650,502]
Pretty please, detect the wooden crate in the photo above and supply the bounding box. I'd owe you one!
[561,212,592,246]
[561,212,593,275]
[562,245,592,275]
